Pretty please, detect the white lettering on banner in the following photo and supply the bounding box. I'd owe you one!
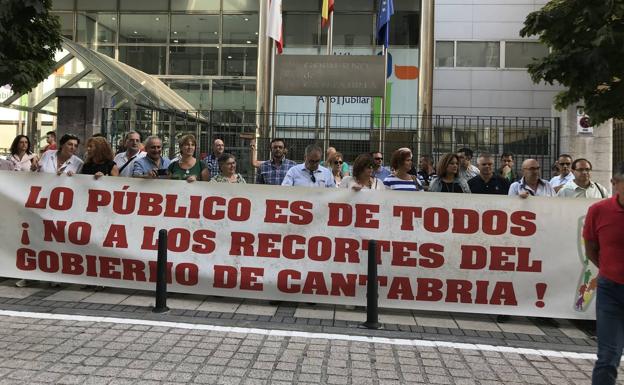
[0,172,597,319]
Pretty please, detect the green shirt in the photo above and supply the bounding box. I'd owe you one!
[167,159,206,180]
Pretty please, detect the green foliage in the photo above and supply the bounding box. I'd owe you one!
[0,0,63,95]
[521,0,624,125]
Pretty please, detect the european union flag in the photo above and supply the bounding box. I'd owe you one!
[376,0,394,48]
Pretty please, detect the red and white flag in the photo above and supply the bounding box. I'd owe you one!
[267,0,283,54]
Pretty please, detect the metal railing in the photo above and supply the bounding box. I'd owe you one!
[102,109,560,182]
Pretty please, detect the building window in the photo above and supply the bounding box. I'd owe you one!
[283,14,320,46]
[171,15,219,45]
[52,12,74,39]
[505,42,549,68]
[119,0,168,11]
[283,0,320,11]
[456,41,500,68]
[222,47,257,76]
[76,13,117,45]
[223,0,259,11]
[223,14,259,44]
[119,46,167,75]
[119,14,169,44]
[77,0,116,11]
[330,14,373,46]
[389,12,419,47]
[52,0,75,11]
[171,0,220,11]
[169,47,218,76]
[435,41,454,67]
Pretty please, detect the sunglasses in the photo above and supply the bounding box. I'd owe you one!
[374,157,383,161]
[334,160,343,165]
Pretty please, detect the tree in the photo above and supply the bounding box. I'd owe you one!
[520,0,624,125]
[0,0,62,95]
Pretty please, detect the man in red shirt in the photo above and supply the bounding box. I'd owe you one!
[583,162,624,385]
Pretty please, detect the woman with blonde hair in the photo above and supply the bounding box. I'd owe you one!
[429,153,471,193]
[80,136,119,178]
[167,134,209,182]
[327,151,344,187]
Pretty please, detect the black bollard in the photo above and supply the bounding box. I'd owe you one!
[153,229,169,313]
[362,239,381,329]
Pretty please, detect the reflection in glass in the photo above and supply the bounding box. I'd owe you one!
[435,41,454,67]
[222,47,258,76]
[456,41,500,68]
[119,46,167,74]
[223,0,259,11]
[172,0,220,11]
[283,0,320,11]
[171,15,219,44]
[167,80,208,110]
[284,14,319,46]
[119,14,168,44]
[169,47,218,76]
[505,42,549,68]
[77,13,117,44]
[212,80,256,110]
[52,0,75,10]
[223,14,259,44]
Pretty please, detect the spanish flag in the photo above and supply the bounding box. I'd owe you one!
[321,0,334,28]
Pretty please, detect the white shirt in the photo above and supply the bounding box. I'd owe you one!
[557,180,608,199]
[549,172,574,188]
[9,153,36,172]
[459,164,480,180]
[281,164,335,188]
[114,151,146,177]
[38,150,83,174]
[509,177,556,197]
[339,176,385,191]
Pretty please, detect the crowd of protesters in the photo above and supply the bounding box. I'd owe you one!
[1,131,611,200]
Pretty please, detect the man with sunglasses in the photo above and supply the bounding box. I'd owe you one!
[508,158,555,198]
[371,151,390,181]
[549,154,575,193]
[281,144,335,188]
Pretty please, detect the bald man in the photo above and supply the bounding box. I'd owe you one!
[508,158,556,198]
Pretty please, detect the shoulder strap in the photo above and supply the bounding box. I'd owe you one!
[118,155,137,173]
[596,183,606,199]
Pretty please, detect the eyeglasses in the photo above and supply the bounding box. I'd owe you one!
[307,159,320,164]
[559,162,571,166]
[374,157,383,161]
[334,160,343,165]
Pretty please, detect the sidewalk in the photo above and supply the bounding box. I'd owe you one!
[0,278,609,385]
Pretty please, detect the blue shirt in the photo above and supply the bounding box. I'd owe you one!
[256,157,297,185]
[281,164,336,188]
[132,155,171,177]
[202,154,220,179]
[383,175,423,191]
[373,166,391,181]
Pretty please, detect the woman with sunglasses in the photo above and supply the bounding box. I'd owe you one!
[38,133,83,175]
[383,148,423,191]
[211,153,246,184]
[340,153,385,191]
[429,153,471,193]
[8,134,38,171]
[327,151,344,187]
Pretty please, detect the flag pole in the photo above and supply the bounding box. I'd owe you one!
[270,41,277,140]
[323,12,333,155]
[380,45,387,155]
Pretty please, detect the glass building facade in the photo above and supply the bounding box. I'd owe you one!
[50,0,420,114]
